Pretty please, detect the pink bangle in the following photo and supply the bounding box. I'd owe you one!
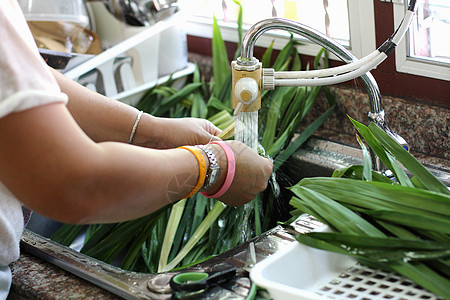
[201,141,235,198]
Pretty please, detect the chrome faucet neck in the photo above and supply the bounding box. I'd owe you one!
[238,18,383,123]
[235,17,413,171]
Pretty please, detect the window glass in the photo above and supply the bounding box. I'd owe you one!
[393,0,449,81]
[179,0,350,44]
[410,0,450,64]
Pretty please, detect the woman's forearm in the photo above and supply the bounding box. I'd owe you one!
[50,68,157,146]
[0,102,208,224]
[0,101,271,224]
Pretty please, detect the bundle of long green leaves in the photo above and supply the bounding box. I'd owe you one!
[51,1,335,273]
[289,117,450,299]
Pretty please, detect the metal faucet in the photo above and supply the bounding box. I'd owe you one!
[231,18,409,171]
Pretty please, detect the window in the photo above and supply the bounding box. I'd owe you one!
[393,0,450,81]
[179,0,376,59]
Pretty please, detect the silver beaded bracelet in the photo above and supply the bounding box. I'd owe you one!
[128,110,144,144]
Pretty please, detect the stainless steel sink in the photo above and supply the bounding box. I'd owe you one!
[21,137,449,299]
[23,215,325,299]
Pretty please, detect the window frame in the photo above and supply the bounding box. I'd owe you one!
[185,1,449,106]
[393,1,450,81]
[182,0,376,61]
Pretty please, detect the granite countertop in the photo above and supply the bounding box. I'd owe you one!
[10,252,121,300]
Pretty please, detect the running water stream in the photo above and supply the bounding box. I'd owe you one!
[235,111,259,242]
[235,110,281,242]
[235,111,259,151]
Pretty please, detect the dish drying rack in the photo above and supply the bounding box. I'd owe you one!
[63,7,194,107]
[250,214,444,300]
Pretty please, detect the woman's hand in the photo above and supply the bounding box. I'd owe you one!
[204,140,273,206]
[137,115,222,149]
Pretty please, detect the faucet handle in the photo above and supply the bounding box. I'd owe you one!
[370,110,409,152]
[233,102,244,116]
[385,128,409,151]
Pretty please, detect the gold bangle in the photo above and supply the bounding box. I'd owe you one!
[178,146,207,199]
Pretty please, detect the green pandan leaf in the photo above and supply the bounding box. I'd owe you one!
[367,122,449,195]
[212,16,230,93]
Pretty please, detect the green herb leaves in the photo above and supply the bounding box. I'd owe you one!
[289,119,450,299]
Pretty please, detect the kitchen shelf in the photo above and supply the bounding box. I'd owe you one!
[112,62,195,106]
[64,11,184,81]
[61,8,192,107]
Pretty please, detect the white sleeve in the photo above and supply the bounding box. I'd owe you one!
[0,0,68,120]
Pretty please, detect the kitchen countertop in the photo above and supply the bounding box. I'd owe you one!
[10,252,121,300]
